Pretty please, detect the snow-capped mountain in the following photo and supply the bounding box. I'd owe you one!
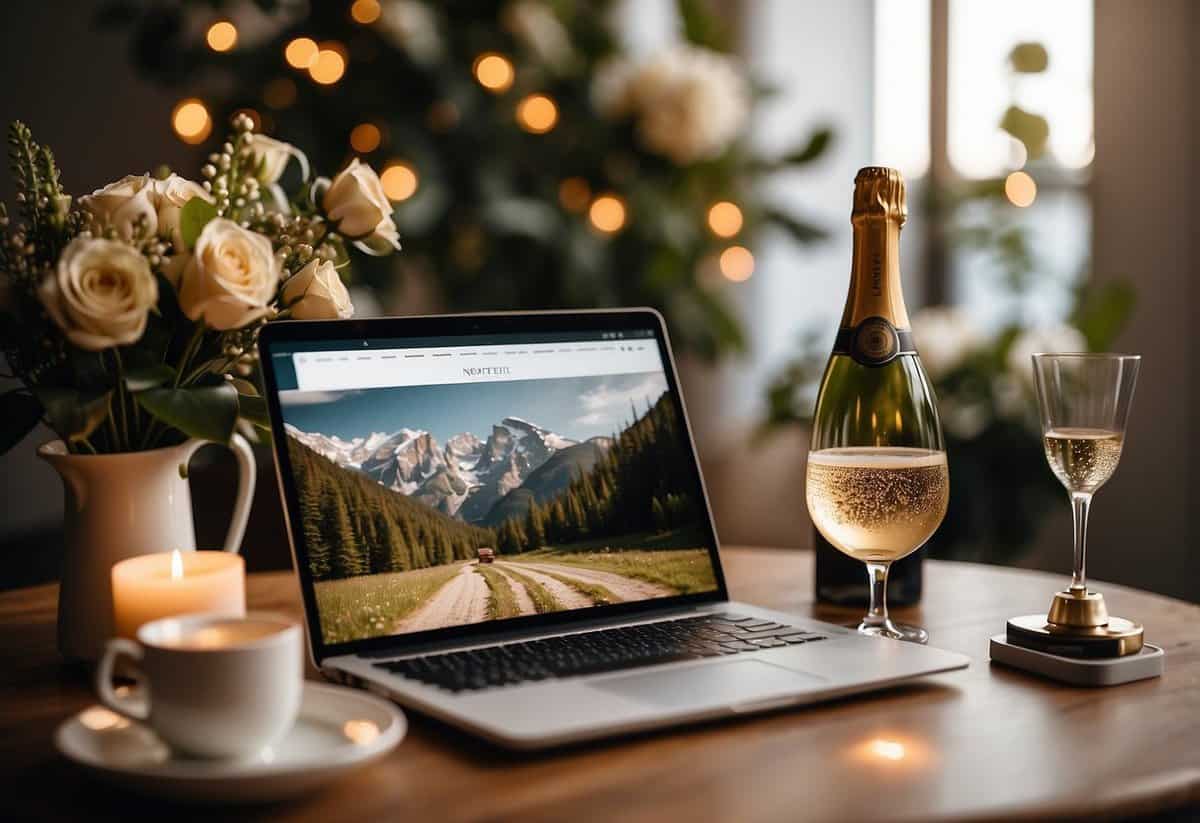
[286,417,588,523]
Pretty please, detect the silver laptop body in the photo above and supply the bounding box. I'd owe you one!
[259,310,969,751]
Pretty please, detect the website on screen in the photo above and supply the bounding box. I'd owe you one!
[274,332,719,644]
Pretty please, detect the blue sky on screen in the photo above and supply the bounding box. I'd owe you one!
[279,372,669,444]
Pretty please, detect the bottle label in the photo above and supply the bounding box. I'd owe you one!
[833,316,915,367]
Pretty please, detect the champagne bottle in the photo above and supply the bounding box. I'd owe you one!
[809,167,945,614]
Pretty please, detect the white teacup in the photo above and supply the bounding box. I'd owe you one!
[95,612,303,759]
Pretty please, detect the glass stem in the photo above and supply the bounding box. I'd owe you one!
[863,561,891,627]
[1070,492,1092,594]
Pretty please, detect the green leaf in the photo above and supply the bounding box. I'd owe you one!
[1009,42,1049,73]
[779,128,833,166]
[764,208,828,245]
[134,383,238,443]
[179,197,218,251]
[34,386,111,445]
[237,393,271,429]
[228,377,260,397]
[0,392,44,454]
[1071,279,1136,352]
[999,106,1050,159]
[123,363,176,393]
[677,0,730,51]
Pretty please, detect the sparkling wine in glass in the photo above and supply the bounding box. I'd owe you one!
[805,167,947,644]
[1032,354,1139,602]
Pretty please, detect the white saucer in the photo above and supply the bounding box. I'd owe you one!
[55,682,406,803]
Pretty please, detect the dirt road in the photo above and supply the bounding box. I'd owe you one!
[493,562,594,610]
[394,564,489,633]
[487,565,538,616]
[505,560,673,602]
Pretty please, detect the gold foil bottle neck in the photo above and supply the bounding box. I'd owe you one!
[852,166,907,226]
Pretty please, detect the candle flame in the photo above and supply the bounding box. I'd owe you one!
[170,549,183,580]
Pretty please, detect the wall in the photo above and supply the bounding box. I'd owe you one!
[1081,0,1198,601]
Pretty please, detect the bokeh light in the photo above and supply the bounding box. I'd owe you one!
[516,94,558,134]
[206,20,238,52]
[350,123,382,153]
[381,162,419,202]
[588,194,627,233]
[707,201,743,238]
[309,47,346,85]
[558,178,591,213]
[285,37,319,70]
[350,0,382,25]
[1004,170,1037,207]
[719,245,755,282]
[171,98,212,144]
[473,53,514,93]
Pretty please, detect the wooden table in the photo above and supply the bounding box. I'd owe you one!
[2,547,1198,822]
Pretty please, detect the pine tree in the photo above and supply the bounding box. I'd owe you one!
[526,503,545,551]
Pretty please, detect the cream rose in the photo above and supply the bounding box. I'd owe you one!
[281,259,354,320]
[38,237,158,350]
[152,174,213,249]
[178,218,280,330]
[80,175,159,242]
[323,159,401,251]
[81,173,213,249]
[247,134,309,184]
[591,47,750,165]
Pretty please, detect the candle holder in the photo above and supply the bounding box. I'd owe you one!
[1006,354,1143,660]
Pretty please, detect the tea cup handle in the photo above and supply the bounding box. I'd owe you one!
[182,432,256,554]
[96,638,150,722]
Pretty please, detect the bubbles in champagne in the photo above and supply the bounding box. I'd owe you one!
[1043,427,1123,494]
[806,447,949,562]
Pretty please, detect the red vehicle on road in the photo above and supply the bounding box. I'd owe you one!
[477,547,495,564]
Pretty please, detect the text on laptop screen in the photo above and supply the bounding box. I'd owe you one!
[272,330,719,644]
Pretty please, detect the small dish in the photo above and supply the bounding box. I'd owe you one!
[55,681,405,803]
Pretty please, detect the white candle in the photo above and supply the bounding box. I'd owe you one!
[111,550,245,639]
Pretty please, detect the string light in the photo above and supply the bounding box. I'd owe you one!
[588,194,627,233]
[516,94,558,134]
[381,162,419,202]
[263,77,297,109]
[309,45,346,85]
[285,37,319,70]
[1004,171,1037,207]
[559,178,591,213]
[171,98,212,144]
[350,0,382,24]
[719,245,754,282]
[206,20,238,52]
[707,201,743,238]
[473,53,514,93]
[350,123,382,153]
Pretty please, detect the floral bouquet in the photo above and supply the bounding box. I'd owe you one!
[0,114,399,456]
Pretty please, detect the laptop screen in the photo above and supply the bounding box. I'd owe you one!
[270,327,720,645]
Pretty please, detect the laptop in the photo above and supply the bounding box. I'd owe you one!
[258,309,968,750]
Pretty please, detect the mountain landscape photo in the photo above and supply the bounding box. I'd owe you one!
[279,373,719,643]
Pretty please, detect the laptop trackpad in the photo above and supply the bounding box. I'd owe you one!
[592,660,825,710]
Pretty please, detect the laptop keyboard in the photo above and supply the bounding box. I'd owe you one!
[373,613,827,693]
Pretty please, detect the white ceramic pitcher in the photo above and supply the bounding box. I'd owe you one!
[38,434,256,661]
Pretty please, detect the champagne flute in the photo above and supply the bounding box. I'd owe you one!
[805,167,948,644]
[1031,354,1140,602]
